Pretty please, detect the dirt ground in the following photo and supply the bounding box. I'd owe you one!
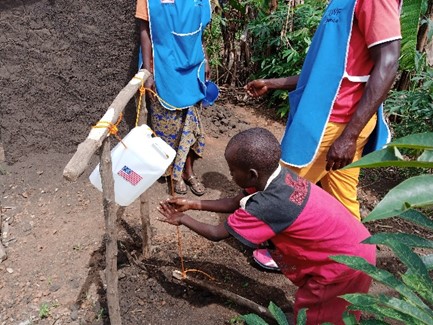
[1,1,431,324]
[0,95,423,325]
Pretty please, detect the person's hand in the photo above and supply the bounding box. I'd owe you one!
[325,135,357,171]
[244,79,269,98]
[144,75,156,100]
[157,201,185,226]
[165,197,198,212]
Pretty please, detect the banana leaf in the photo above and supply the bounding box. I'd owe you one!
[364,175,433,221]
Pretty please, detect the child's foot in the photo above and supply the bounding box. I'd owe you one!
[253,249,279,271]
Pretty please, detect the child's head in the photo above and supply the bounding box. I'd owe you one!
[224,128,281,188]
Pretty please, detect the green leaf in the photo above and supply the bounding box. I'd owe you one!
[389,133,433,150]
[343,147,403,169]
[398,210,433,232]
[376,294,433,324]
[330,255,430,310]
[420,254,433,271]
[384,240,433,306]
[268,301,288,325]
[342,311,357,325]
[363,233,433,249]
[296,308,307,325]
[418,150,433,162]
[344,133,433,169]
[359,320,389,325]
[241,314,269,325]
[343,293,420,323]
[344,147,433,169]
[399,0,423,70]
[402,273,433,305]
[364,175,433,221]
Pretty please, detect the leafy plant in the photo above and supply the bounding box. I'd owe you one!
[385,56,433,140]
[399,0,425,70]
[39,302,51,319]
[239,301,290,325]
[246,0,325,116]
[332,133,433,324]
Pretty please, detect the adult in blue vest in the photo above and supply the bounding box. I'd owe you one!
[245,0,401,271]
[136,0,212,196]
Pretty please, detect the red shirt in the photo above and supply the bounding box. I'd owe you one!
[225,167,376,286]
[330,0,402,123]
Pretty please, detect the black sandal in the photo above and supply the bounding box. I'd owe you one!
[185,175,206,196]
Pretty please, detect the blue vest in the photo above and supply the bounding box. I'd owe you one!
[147,0,211,109]
[280,0,391,167]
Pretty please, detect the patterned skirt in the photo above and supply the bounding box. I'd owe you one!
[149,100,205,182]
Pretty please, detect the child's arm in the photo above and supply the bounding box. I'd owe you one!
[158,202,230,241]
[165,191,246,213]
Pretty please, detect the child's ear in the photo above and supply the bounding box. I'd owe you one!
[248,168,259,181]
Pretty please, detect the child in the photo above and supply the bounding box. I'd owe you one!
[158,127,376,324]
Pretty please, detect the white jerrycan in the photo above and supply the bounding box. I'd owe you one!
[89,124,175,206]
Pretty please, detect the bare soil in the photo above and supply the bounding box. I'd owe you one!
[1,98,426,325]
[1,1,432,324]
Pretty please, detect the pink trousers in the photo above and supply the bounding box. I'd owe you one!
[294,271,372,325]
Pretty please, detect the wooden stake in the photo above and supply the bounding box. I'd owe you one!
[140,193,151,259]
[63,69,151,182]
[172,270,275,320]
[135,87,152,259]
[100,138,122,325]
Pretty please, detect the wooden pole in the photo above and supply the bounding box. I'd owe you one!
[134,87,152,259]
[139,193,151,259]
[62,70,152,324]
[100,137,122,325]
[63,69,151,182]
[172,270,276,320]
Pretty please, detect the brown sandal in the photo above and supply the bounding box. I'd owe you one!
[185,175,206,196]
[174,179,187,195]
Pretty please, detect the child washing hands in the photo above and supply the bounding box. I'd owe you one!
[158,127,376,325]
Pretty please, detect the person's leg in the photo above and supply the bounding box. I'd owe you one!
[294,273,372,325]
[181,105,206,196]
[285,117,376,220]
[285,121,346,184]
[148,101,188,194]
[183,149,206,196]
[318,116,376,220]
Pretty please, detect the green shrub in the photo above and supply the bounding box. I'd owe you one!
[332,133,433,324]
[385,56,433,140]
[247,0,325,117]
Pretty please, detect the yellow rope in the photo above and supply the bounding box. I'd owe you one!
[134,75,213,281]
[92,113,126,148]
[170,174,214,281]
[176,224,215,281]
[133,75,183,116]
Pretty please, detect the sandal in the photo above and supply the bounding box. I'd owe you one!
[185,175,206,196]
[253,249,280,271]
[174,178,187,195]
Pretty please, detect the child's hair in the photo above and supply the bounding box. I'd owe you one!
[226,127,281,173]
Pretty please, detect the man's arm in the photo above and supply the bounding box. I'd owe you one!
[245,76,299,97]
[325,40,400,171]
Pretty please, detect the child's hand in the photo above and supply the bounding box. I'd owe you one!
[165,197,197,212]
[157,201,185,226]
